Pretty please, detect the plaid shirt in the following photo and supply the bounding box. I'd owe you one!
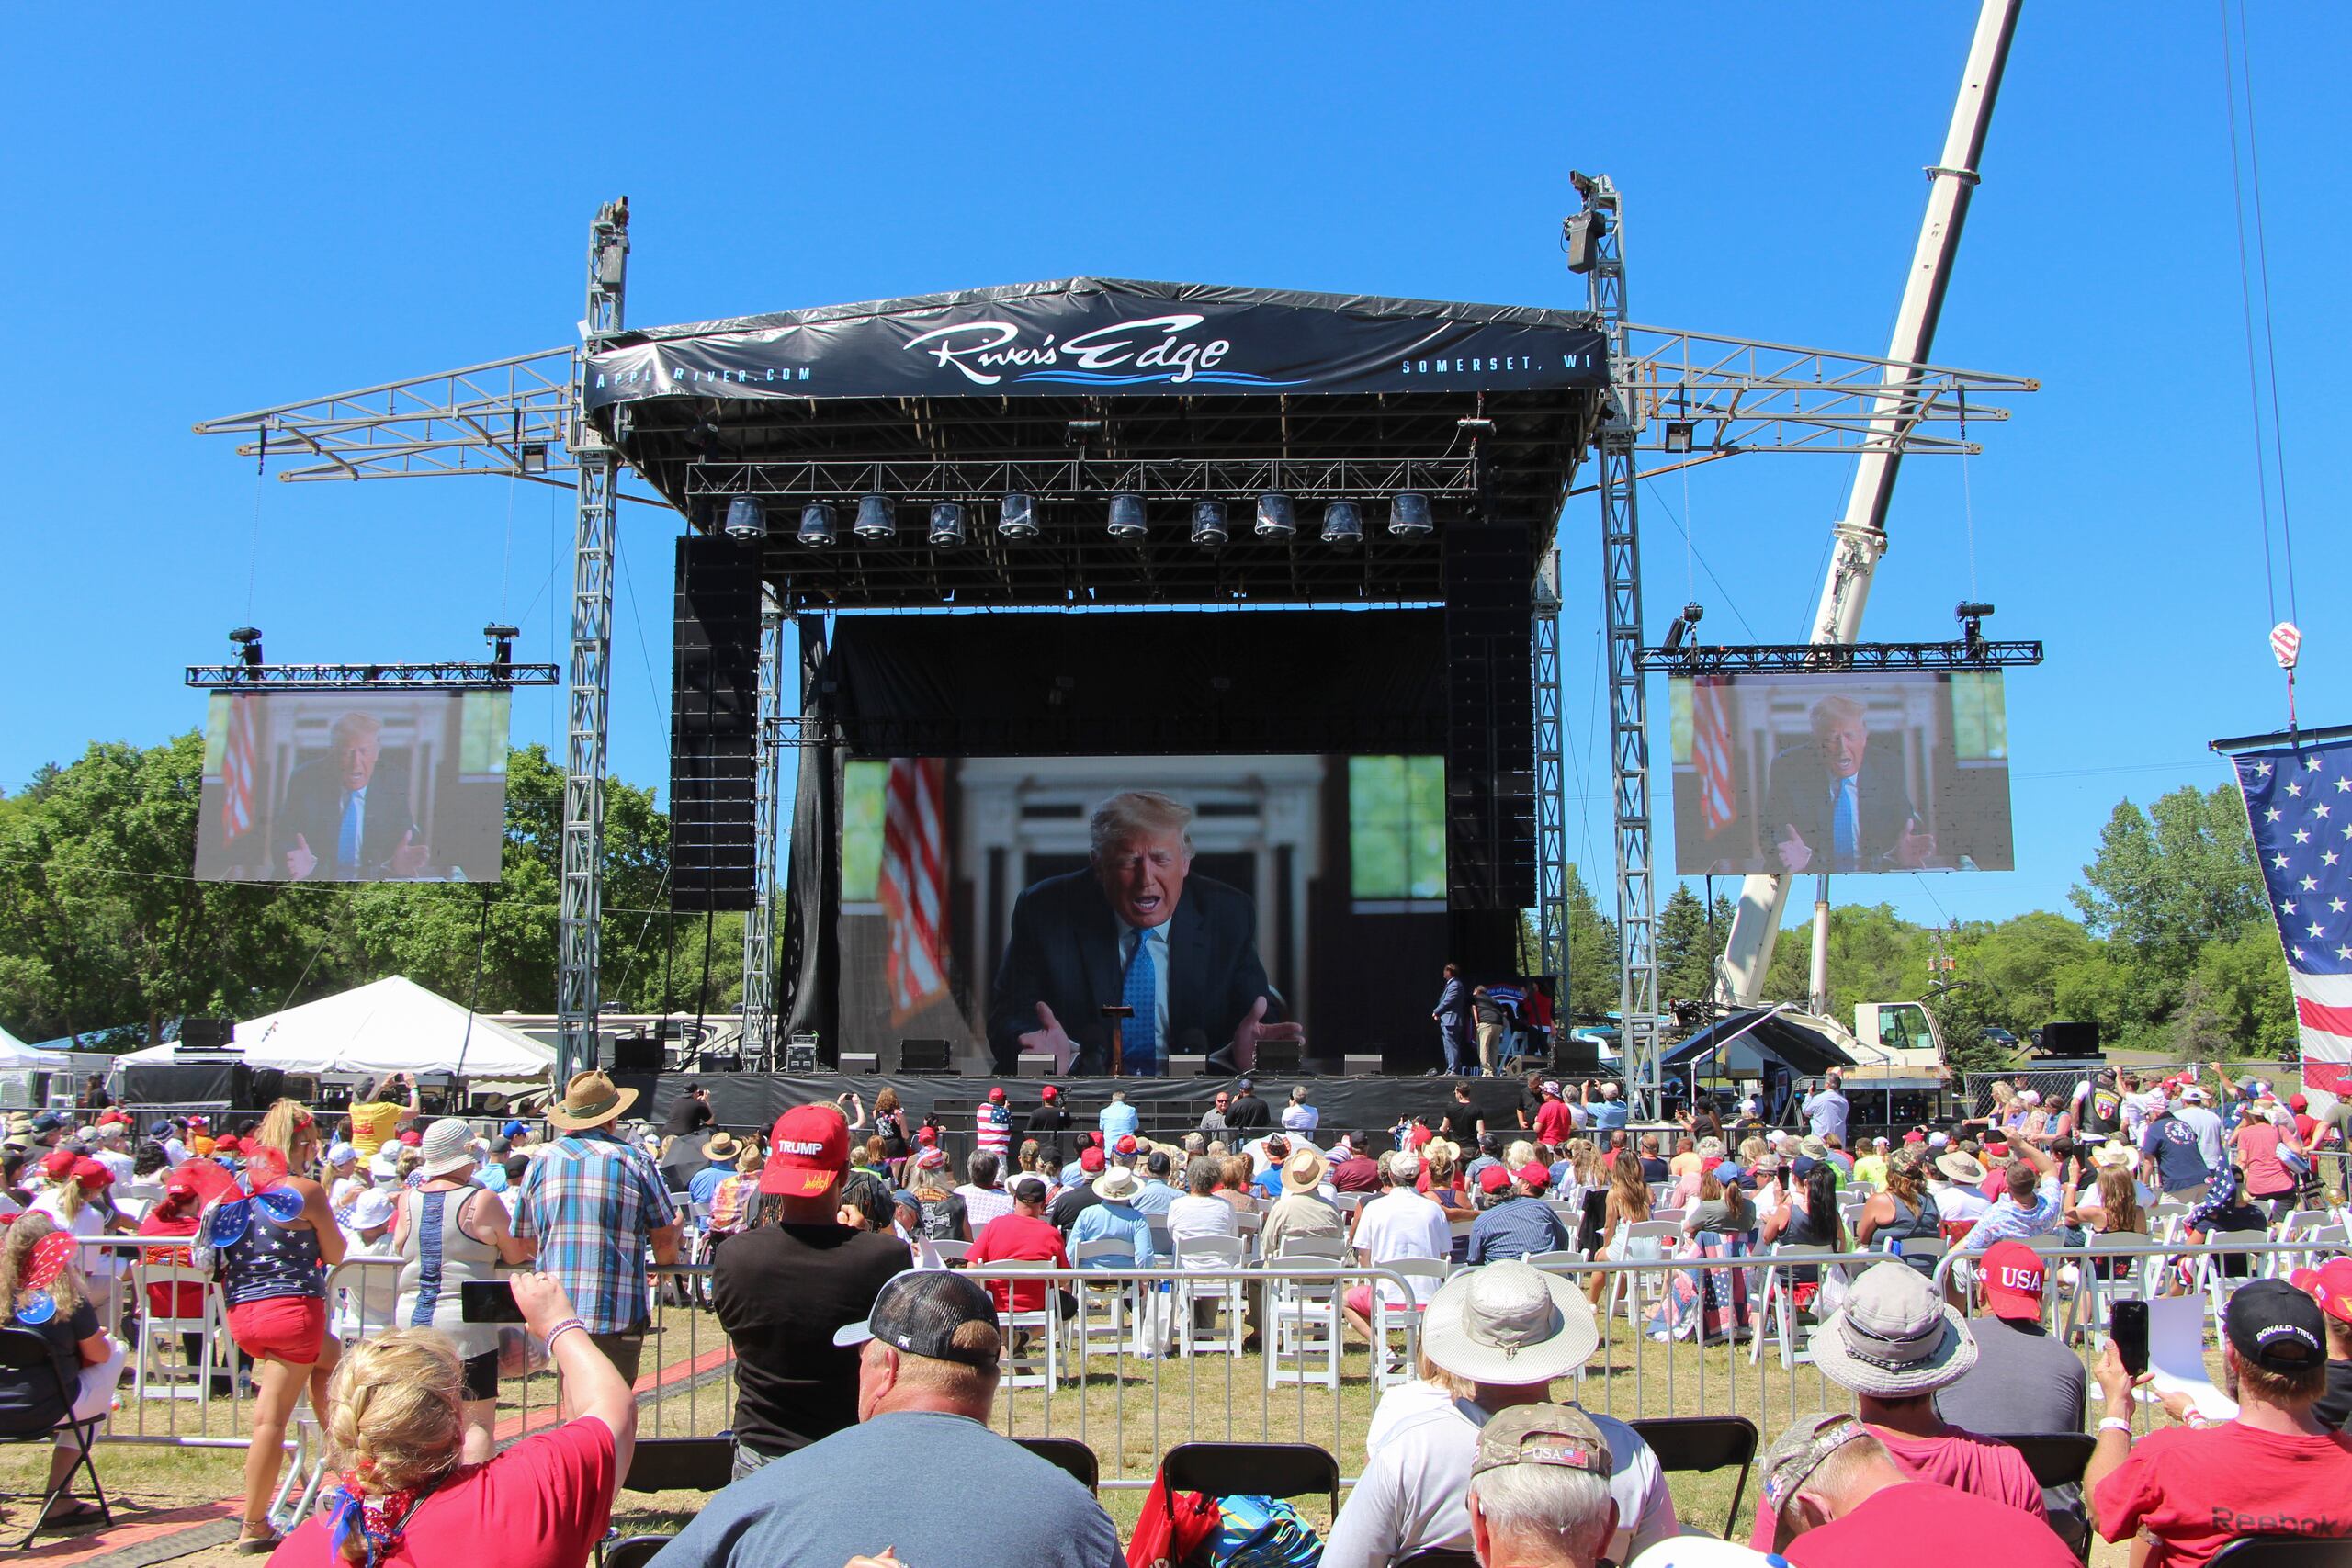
[513,1129,676,1334]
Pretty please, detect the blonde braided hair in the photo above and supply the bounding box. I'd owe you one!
[323,1331,466,1563]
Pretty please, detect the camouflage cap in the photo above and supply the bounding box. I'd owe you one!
[1469,1402,1613,1479]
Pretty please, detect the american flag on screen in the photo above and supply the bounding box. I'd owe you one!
[220,694,259,845]
[2235,740,2352,1101]
[877,756,950,1022]
[1692,676,1737,836]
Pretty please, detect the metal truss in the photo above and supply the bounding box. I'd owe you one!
[191,350,579,484]
[739,594,785,1071]
[1634,638,2042,674]
[1615,327,2033,457]
[185,660,560,690]
[689,456,1478,502]
[1532,552,1566,981]
[556,197,630,1085]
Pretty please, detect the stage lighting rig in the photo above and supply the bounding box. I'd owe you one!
[1663,422,1695,454]
[483,622,519,678]
[854,493,896,542]
[797,502,837,547]
[1254,491,1295,538]
[1320,501,1363,547]
[1387,491,1432,537]
[928,502,967,549]
[1108,492,1147,540]
[1658,602,1703,656]
[1956,600,1995,659]
[998,491,1038,540]
[1455,416,1496,435]
[229,626,264,671]
[1191,501,1229,547]
[722,495,767,542]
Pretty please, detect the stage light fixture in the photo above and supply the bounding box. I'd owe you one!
[1956,600,1995,659]
[482,622,519,669]
[854,493,897,542]
[797,502,837,547]
[1387,491,1433,537]
[722,495,767,542]
[518,443,549,475]
[229,626,264,671]
[1660,602,1703,656]
[1254,491,1295,539]
[1108,492,1147,540]
[1191,501,1229,547]
[929,502,967,549]
[1663,422,1694,454]
[999,491,1038,539]
[1320,501,1363,547]
[1456,416,1496,435]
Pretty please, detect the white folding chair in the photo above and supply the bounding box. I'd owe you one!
[2192,1228,2271,1314]
[991,1264,1066,1388]
[1262,1241,1345,1390]
[2066,1232,2152,1346]
[930,1239,971,1263]
[1604,1220,1681,1326]
[1365,1258,1449,1387]
[130,1262,223,1402]
[1172,1235,1247,1358]
[1069,1237,1147,1360]
[1748,1244,1833,1369]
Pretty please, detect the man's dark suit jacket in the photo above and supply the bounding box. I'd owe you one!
[1759,744,1918,871]
[985,869,1280,1075]
[271,759,419,880]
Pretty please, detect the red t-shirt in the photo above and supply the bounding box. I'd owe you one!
[270,1417,616,1567]
[967,1212,1069,1313]
[1785,1481,2075,1568]
[1749,1425,2044,1549]
[1534,1100,1575,1145]
[137,1209,207,1319]
[2094,1420,2352,1568]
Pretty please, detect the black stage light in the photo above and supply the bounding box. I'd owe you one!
[929,502,967,549]
[1660,603,1702,655]
[1108,492,1147,540]
[797,502,837,547]
[854,493,896,542]
[483,622,519,676]
[999,491,1038,540]
[1191,501,1229,547]
[1387,491,1433,537]
[1456,416,1496,435]
[1956,601,1995,659]
[229,626,264,671]
[518,443,548,475]
[1254,492,1295,539]
[1663,422,1694,454]
[1320,501,1363,547]
[722,496,767,542]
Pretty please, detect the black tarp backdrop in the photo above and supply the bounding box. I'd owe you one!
[584,278,1609,409]
[779,617,839,1055]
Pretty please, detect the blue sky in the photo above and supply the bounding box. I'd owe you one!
[3,3,2345,931]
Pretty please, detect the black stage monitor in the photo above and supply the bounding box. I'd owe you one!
[897,1039,956,1076]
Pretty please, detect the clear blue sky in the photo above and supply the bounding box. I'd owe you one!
[4,3,2345,931]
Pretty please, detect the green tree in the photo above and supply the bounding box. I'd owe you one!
[1655,885,1711,1004]
[1559,863,1620,1021]
[2071,785,2266,984]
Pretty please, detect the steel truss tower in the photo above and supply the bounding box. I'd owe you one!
[556,198,630,1085]
[1532,553,1566,983]
[739,594,786,1069]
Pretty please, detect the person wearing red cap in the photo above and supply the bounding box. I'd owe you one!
[1466,1160,1571,1264]
[1049,1145,1109,1231]
[712,1103,910,1478]
[976,1087,1013,1163]
[1023,1083,1073,1170]
[2292,1258,2352,1430]
[1935,1240,2090,1545]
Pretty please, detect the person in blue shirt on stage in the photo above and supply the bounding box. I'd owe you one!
[1098,1090,1138,1140]
[1584,1082,1630,1133]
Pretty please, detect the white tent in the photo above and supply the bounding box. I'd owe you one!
[0,1022,72,1072]
[234,976,557,1081]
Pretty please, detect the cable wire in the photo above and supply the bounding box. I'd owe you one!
[2233,0,2300,624]
[2219,0,2281,630]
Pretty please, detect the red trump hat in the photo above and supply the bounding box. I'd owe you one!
[1979,1239,2046,1321]
[759,1105,849,1197]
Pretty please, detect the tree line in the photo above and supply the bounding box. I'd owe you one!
[1541,782,2293,1070]
[0,734,745,1047]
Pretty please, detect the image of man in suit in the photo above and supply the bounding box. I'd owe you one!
[1431,963,1468,1076]
[986,789,1303,1076]
[272,710,431,881]
[1761,694,1934,874]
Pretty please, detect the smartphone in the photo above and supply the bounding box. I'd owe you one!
[459,1279,526,1325]
[2111,1299,2150,1378]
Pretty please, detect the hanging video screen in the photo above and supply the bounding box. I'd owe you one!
[1667,671,2014,874]
[193,691,511,883]
[835,753,1463,1071]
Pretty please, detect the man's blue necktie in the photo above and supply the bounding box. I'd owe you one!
[1832,779,1859,873]
[1122,927,1159,1073]
[338,789,363,873]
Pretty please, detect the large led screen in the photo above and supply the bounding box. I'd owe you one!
[194,691,510,883]
[833,753,1462,1072]
[1667,671,2014,875]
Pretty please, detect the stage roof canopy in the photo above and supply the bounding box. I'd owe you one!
[1662,1008,1858,1078]
[584,277,1610,609]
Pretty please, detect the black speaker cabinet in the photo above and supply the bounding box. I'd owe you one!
[895,1039,955,1076]
[2034,1021,2102,1058]
[180,1017,236,1052]
[611,1033,665,1075]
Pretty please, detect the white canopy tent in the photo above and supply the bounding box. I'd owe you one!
[234,976,557,1082]
[0,1022,73,1072]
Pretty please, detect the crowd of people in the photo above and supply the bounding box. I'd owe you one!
[2,1055,2349,1565]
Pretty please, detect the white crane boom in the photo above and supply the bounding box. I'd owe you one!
[1716,0,2022,1007]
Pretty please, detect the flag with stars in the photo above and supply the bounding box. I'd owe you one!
[2233,740,2352,1103]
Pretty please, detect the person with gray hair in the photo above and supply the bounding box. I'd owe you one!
[1761,691,1930,874]
[1753,1411,2075,1564]
[985,787,1301,1076]
[1464,1404,1619,1568]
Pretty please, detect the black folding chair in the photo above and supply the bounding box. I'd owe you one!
[1160,1440,1340,1525]
[604,1536,675,1568]
[1631,1415,1758,1540]
[1978,1433,2097,1562]
[2210,1539,2352,1567]
[1014,1435,1101,1494]
[1397,1551,1480,1568]
[620,1435,738,1494]
[0,1325,114,1548]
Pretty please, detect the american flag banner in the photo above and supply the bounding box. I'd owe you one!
[2233,739,2352,1104]
[877,756,950,1023]
[1693,675,1736,836]
[220,694,259,846]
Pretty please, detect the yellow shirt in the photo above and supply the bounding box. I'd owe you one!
[347,1100,405,1156]
[1851,1154,1888,1189]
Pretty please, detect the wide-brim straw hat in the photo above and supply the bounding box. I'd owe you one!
[1422,1260,1600,1386]
[703,1132,743,1163]
[1811,1260,1979,1397]
[1281,1146,1329,1193]
[1092,1166,1140,1201]
[548,1069,639,1131]
[1935,1150,1987,1185]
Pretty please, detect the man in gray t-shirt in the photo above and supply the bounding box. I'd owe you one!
[1934,1241,2088,1548]
[651,1272,1121,1568]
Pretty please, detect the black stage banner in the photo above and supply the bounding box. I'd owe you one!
[584,277,1609,406]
